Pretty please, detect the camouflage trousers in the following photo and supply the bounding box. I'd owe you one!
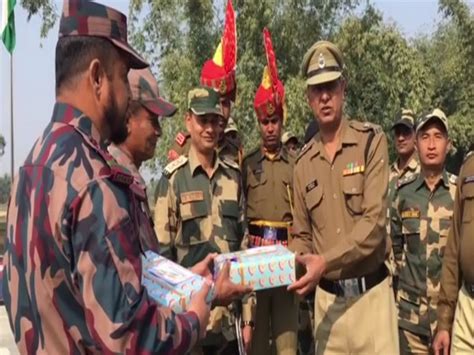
[398,328,433,355]
[298,293,315,355]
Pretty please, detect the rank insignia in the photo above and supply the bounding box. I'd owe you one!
[464,175,474,184]
[318,53,325,69]
[343,162,365,176]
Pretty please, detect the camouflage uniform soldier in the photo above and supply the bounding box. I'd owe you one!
[282,131,300,154]
[155,87,255,354]
[168,0,241,165]
[242,28,298,355]
[388,109,420,204]
[433,150,474,354]
[391,109,456,354]
[288,41,399,354]
[2,1,211,353]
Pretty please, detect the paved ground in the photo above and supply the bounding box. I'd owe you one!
[0,306,18,355]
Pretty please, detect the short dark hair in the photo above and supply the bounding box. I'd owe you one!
[55,36,118,93]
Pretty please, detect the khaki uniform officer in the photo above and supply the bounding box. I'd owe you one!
[288,40,399,354]
[242,27,298,355]
[433,151,474,354]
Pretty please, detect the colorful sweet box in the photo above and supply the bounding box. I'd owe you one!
[142,251,215,313]
[213,245,296,291]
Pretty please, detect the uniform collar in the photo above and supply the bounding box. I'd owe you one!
[52,102,106,150]
[258,144,289,163]
[188,144,226,177]
[311,118,356,160]
[391,153,419,175]
[415,169,450,191]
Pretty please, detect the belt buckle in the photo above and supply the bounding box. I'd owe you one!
[263,227,277,241]
[338,278,360,298]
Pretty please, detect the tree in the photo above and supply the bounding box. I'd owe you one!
[0,174,11,204]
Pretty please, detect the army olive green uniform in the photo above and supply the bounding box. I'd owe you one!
[291,118,399,354]
[391,170,456,353]
[154,145,255,353]
[242,146,298,355]
[438,152,474,353]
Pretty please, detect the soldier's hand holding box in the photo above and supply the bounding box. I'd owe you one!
[142,251,215,313]
[214,245,296,291]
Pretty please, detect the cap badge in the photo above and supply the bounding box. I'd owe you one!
[318,53,325,69]
[267,102,275,115]
[219,80,227,94]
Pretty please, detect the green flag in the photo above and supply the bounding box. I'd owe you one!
[1,0,16,54]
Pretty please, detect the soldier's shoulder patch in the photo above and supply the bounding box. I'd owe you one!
[110,166,134,186]
[222,157,240,170]
[175,131,190,146]
[349,120,383,134]
[164,155,188,178]
[296,140,314,163]
[397,173,418,189]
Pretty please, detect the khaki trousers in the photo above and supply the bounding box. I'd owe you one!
[250,286,298,355]
[450,285,474,354]
[314,277,399,355]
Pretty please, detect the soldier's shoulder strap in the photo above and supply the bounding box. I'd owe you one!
[163,155,188,178]
[296,139,315,164]
[222,156,240,171]
[447,172,458,186]
[243,146,260,161]
[349,120,383,166]
[464,150,474,163]
[397,172,418,190]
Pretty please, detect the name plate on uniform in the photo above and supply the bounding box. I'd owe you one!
[142,251,215,313]
[214,245,296,291]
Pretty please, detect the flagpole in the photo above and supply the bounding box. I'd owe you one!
[10,52,14,181]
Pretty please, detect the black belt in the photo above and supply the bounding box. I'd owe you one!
[464,281,474,298]
[248,225,288,241]
[319,264,388,298]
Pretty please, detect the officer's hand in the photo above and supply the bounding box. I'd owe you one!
[287,254,326,296]
[433,330,450,355]
[188,281,212,338]
[190,253,218,281]
[242,325,253,353]
[213,262,253,306]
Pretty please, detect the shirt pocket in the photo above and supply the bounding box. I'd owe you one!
[247,171,267,202]
[304,184,326,230]
[342,174,364,215]
[179,200,208,246]
[462,183,474,224]
[220,200,242,252]
[401,216,421,255]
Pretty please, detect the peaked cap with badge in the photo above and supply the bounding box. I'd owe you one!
[301,40,344,86]
[200,0,237,100]
[254,28,286,123]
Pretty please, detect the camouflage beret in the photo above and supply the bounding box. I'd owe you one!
[59,0,148,69]
[301,40,344,86]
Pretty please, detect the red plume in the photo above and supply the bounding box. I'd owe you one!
[223,0,237,73]
[263,28,280,101]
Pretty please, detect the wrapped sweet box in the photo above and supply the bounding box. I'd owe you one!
[214,245,296,291]
[142,251,215,313]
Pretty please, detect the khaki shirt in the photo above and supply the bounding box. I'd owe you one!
[438,152,474,331]
[242,145,295,223]
[290,119,389,280]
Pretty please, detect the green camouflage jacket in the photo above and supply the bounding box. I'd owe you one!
[391,170,456,337]
[154,144,255,337]
[2,103,200,354]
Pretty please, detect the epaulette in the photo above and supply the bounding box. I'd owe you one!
[349,120,383,134]
[296,139,314,163]
[163,155,188,178]
[175,131,190,147]
[222,157,240,170]
[397,173,418,190]
[464,150,474,163]
[243,146,260,161]
[101,148,134,186]
[448,172,458,186]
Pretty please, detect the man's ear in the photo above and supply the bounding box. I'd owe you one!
[87,58,105,99]
[185,111,192,133]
